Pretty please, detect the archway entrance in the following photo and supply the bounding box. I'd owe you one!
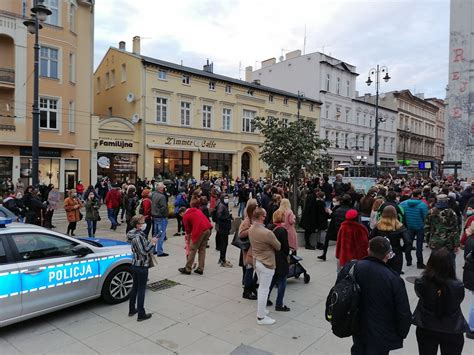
[241,152,251,179]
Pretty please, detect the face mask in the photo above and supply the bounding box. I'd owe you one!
[224,198,229,204]
[139,224,147,231]
[467,210,474,216]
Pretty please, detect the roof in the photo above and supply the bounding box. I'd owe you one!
[320,60,359,76]
[139,54,323,105]
[389,90,439,111]
[352,98,398,113]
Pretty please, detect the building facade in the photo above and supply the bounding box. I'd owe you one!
[367,90,438,172]
[0,0,94,191]
[446,0,474,178]
[93,38,321,183]
[248,50,398,170]
[426,98,446,168]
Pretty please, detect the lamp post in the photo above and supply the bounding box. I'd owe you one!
[23,0,51,187]
[365,65,390,178]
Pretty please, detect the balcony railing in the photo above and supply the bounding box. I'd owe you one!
[0,68,15,83]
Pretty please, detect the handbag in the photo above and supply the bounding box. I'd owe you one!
[231,230,250,251]
[148,253,158,268]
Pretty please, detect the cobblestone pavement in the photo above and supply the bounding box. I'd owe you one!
[1,206,473,355]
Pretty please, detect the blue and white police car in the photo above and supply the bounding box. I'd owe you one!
[0,217,133,327]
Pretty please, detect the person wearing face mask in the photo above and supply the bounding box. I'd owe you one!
[64,189,82,236]
[215,193,233,267]
[127,215,158,322]
[85,192,100,238]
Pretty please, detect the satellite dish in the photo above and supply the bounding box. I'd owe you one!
[126,92,135,102]
[131,113,141,124]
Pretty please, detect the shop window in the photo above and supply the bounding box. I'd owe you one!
[40,98,58,130]
[97,153,137,184]
[200,152,232,178]
[154,150,192,179]
[0,157,13,184]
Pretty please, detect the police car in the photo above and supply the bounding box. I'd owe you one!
[0,217,133,327]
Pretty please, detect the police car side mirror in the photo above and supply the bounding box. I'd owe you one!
[72,245,92,257]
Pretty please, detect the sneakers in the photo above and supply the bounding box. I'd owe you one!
[194,268,203,275]
[178,267,191,275]
[219,260,233,268]
[275,305,291,312]
[137,313,152,322]
[242,291,257,300]
[257,316,276,325]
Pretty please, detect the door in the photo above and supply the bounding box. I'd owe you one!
[10,233,99,315]
[0,237,21,324]
[65,171,77,191]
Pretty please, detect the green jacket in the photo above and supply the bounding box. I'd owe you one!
[424,206,459,250]
[85,199,100,221]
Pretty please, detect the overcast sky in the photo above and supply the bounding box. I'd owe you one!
[94,0,449,99]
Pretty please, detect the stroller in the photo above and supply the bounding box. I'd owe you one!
[287,250,310,283]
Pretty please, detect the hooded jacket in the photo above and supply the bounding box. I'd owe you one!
[335,219,369,267]
[182,207,212,244]
[400,198,428,231]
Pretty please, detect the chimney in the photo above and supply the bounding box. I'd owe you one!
[132,36,140,55]
[253,79,261,85]
[261,57,276,68]
[119,41,126,51]
[203,59,214,73]
[245,66,253,82]
[285,49,301,60]
[415,93,425,99]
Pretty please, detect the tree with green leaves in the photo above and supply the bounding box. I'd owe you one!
[254,116,331,215]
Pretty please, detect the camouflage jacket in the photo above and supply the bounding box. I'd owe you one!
[424,207,460,250]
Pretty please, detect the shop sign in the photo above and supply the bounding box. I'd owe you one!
[97,156,111,168]
[20,147,61,158]
[165,137,216,149]
[98,139,133,148]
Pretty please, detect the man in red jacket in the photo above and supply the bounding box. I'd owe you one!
[178,200,213,275]
[105,184,122,230]
[335,209,369,271]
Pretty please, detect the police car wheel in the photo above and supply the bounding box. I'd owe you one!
[101,265,133,304]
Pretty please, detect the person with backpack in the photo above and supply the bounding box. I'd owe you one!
[332,237,412,354]
[413,247,468,354]
[425,194,460,266]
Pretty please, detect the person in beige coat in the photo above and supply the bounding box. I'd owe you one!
[249,207,281,325]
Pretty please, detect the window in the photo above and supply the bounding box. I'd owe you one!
[269,95,274,102]
[158,70,167,80]
[326,74,330,91]
[44,0,59,26]
[105,72,110,89]
[282,118,289,128]
[267,115,275,126]
[336,77,340,94]
[40,98,58,130]
[242,109,256,133]
[344,133,349,149]
[121,63,126,82]
[310,104,314,112]
[68,101,75,133]
[222,108,231,131]
[96,77,100,93]
[209,81,215,91]
[283,97,288,105]
[325,106,329,119]
[110,69,115,87]
[202,105,212,128]
[40,46,59,79]
[346,80,350,96]
[247,89,254,96]
[345,109,350,122]
[68,52,75,83]
[180,101,191,126]
[0,239,7,264]
[156,97,168,123]
[356,113,360,125]
[182,75,190,85]
[335,132,340,148]
[225,84,232,94]
[69,3,76,32]
[12,233,78,261]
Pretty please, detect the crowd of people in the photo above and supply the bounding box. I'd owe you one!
[2,173,474,353]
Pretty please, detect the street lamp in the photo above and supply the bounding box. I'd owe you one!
[23,0,51,187]
[366,65,390,178]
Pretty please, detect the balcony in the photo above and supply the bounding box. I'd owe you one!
[0,68,14,87]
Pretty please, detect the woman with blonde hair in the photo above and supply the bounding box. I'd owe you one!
[239,198,258,299]
[278,198,298,251]
[370,205,411,274]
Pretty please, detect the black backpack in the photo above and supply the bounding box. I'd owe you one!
[325,262,361,338]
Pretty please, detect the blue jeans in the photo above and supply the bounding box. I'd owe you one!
[153,217,168,255]
[238,202,246,218]
[243,266,254,288]
[86,220,97,238]
[107,208,117,227]
[129,265,149,318]
[269,274,287,307]
[408,229,425,265]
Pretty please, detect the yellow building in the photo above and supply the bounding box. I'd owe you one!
[93,38,321,183]
[0,0,94,190]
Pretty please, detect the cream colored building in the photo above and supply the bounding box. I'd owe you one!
[0,0,94,191]
[93,38,321,183]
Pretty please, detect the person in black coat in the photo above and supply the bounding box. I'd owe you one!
[318,194,352,261]
[300,190,329,250]
[267,210,290,311]
[462,225,474,339]
[216,193,233,267]
[338,237,412,355]
[413,247,468,354]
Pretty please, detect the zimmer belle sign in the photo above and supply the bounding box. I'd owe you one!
[165,136,217,148]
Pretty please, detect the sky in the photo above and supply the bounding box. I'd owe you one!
[94,0,449,99]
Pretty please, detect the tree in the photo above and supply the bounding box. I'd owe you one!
[254,116,331,216]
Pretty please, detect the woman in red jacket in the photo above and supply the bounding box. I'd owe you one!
[141,188,152,239]
[335,209,369,272]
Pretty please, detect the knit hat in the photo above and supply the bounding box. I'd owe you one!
[436,194,448,203]
[345,209,358,220]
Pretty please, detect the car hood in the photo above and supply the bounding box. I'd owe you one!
[78,237,129,248]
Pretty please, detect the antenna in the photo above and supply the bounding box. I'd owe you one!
[303,24,307,55]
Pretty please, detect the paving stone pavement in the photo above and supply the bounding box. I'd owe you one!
[1,205,473,354]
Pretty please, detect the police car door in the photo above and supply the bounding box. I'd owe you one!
[10,232,100,315]
[0,236,21,324]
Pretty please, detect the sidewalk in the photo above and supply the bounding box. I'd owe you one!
[1,206,472,354]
